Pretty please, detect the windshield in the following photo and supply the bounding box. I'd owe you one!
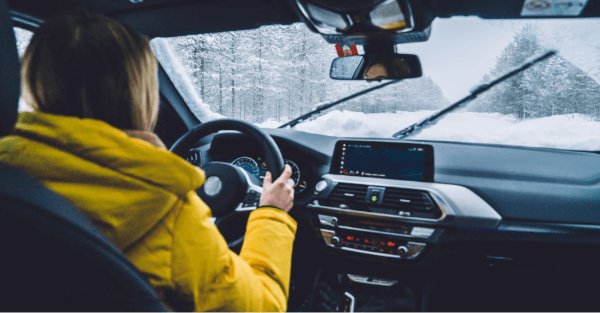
[156,17,600,151]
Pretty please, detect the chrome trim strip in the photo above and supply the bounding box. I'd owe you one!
[344,292,355,313]
[336,225,433,239]
[309,201,445,225]
[315,174,501,229]
[340,246,400,258]
[347,274,398,287]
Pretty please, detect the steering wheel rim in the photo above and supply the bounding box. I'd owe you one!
[170,118,285,178]
[170,119,285,250]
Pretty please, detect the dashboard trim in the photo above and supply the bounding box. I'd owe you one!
[336,225,435,239]
[310,174,502,229]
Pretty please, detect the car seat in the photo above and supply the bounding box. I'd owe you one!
[0,1,168,310]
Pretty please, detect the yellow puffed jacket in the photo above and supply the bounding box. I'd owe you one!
[0,112,297,312]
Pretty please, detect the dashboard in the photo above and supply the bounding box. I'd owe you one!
[229,156,307,193]
[189,129,600,311]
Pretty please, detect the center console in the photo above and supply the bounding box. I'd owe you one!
[303,140,501,310]
[310,140,499,260]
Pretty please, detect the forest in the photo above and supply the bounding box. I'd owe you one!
[167,23,448,124]
[468,24,600,120]
[169,22,600,124]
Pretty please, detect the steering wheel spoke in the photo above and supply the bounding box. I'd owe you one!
[169,119,284,248]
[235,169,263,212]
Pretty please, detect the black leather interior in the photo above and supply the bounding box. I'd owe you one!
[0,1,168,310]
[0,164,168,311]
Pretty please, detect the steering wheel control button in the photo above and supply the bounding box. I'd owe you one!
[365,186,385,204]
[204,176,222,197]
[243,190,260,206]
[315,180,328,193]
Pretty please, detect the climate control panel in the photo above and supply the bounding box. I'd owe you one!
[321,228,427,259]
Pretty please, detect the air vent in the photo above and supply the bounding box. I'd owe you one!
[382,188,437,211]
[185,150,201,165]
[329,183,368,202]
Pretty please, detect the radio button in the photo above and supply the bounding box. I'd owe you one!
[397,246,410,258]
[331,236,341,247]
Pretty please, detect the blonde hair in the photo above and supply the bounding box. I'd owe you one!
[21,14,159,131]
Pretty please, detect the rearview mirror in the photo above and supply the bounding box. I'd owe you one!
[330,53,422,80]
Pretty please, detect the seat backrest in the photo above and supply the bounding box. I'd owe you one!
[0,164,169,311]
[0,1,168,311]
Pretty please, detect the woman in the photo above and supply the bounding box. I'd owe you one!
[0,14,296,312]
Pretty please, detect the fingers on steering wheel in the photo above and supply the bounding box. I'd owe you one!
[263,171,273,186]
[275,165,292,184]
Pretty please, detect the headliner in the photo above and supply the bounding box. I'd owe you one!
[8,0,301,38]
[8,0,600,38]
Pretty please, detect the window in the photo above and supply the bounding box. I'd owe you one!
[14,27,33,112]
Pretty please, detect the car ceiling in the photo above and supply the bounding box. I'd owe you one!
[9,0,600,38]
[7,0,301,37]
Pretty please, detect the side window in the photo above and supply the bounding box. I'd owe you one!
[13,27,33,112]
[14,27,32,57]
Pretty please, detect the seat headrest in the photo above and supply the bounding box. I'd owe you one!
[0,0,20,137]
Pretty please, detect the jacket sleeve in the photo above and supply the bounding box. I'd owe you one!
[170,191,297,312]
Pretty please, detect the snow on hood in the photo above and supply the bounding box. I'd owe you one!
[150,38,224,122]
[257,110,600,151]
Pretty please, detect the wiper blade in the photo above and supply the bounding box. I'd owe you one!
[392,50,557,139]
[278,80,402,129]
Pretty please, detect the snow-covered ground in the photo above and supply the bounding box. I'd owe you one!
[257,110,600,151]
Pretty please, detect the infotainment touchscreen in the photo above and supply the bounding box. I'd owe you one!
[330,141,434,182]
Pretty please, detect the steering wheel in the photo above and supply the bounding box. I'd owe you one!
[170,119,285,249]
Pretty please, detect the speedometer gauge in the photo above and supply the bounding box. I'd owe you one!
[284,159,300,187]
[254,158,301,187]
[231,157,259,178]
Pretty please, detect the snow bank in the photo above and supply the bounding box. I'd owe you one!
[257,110,600,151]
[150,38,224,122]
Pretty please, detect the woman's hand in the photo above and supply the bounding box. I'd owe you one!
[260,165,295,213]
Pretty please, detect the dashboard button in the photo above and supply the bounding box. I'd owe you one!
[397,246,410,257]
[315,180,328,192]
[331,236,341,247]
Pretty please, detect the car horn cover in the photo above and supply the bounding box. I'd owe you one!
[196,162,248,217]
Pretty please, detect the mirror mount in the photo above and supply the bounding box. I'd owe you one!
[363,41,396,54]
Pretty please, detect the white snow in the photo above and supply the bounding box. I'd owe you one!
[150,38,224,122]
[257,110,600,151]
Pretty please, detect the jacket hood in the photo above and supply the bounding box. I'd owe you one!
[0,112,205,249]
[14,112,205,194]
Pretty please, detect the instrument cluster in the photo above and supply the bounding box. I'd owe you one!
[231,156,307,193]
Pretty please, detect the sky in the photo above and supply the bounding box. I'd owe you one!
[395,17,523,102]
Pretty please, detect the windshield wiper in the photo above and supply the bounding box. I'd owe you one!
[392,50,557,139]
[278,80,403,129]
